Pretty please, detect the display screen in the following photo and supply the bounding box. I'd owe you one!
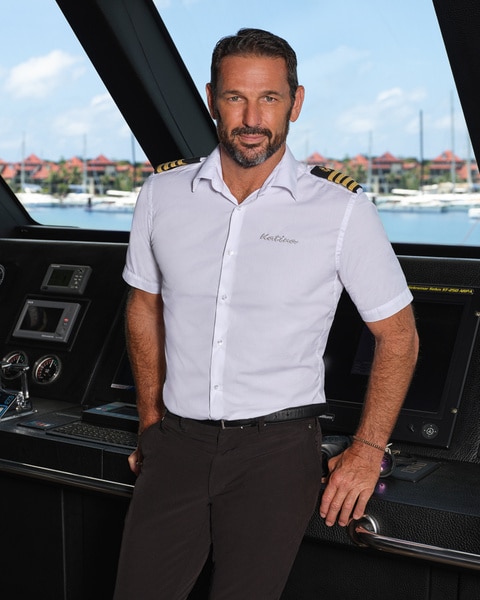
[19,305,64,333]
[46,268,73,287]
[323,285,480,447]
[41,264,92,295]
[325,298,463,414]
[12,299,81,343]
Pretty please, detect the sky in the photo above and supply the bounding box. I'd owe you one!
[0,0,472,165]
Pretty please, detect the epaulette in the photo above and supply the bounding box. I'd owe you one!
[310,165,362,193]
[156,157,202,173]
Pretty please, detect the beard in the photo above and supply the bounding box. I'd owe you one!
[216,115,291,169]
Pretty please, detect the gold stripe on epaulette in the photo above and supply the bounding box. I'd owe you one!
[155,157,202,173]
[310,165,362,193]
[156,159,188,173]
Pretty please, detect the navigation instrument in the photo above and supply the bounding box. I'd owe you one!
[41,264,92,295]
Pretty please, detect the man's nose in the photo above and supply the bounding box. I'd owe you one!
[242,101,261,128]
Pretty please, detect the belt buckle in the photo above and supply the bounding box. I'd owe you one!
[220,418,247,429]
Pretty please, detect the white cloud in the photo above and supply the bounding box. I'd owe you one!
[53,93,122,137]
[336,87,427,138]
[376,87,403,106]
[5,50,83,99]
[49,93,136,159]
[90,93,114,109]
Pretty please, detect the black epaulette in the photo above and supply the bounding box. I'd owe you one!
[156,157,202,173]
[310,165,362,193]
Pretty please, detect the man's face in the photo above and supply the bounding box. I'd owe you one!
[207,55,304,168]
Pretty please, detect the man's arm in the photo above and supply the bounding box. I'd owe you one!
[125,287,166,473]
[320,303,419,527]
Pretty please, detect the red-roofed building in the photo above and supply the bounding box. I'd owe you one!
[23,153,43,165]
[305,152,328,165]
[1,148,478,195]
[458,160,479,183]
[1,163,19,186]
[65,156,85,171]
[372,152,403,176]
[31,162,59,183]
[429,150,463,179]
[304,151,343,171]
[349,154,369,169]
[88,154,117,177]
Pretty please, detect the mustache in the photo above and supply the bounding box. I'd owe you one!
[231,126,272,139]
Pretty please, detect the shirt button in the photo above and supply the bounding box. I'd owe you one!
[217,339,223,345]
[221,294,227,301]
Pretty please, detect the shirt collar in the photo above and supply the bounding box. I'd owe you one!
[268,146,298,201]
[192,146,223,193]
[193,145,299,201]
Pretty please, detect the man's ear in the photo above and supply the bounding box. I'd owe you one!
[289,85,305,123]
[206,83,218,120]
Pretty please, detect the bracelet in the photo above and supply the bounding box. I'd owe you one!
[352,435,386,452]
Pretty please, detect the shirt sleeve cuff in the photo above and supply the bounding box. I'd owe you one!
[360,287,413,323]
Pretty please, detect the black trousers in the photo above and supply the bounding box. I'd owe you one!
[113,412,323,600]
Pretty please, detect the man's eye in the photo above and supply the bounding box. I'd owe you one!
[265,96,277,103]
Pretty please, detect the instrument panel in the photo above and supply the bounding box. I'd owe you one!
[0,241,129,404]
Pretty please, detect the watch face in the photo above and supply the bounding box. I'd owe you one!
[0,264,5,287]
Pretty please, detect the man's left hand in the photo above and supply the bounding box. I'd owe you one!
[319,445,382,527]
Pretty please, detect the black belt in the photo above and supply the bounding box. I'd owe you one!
[171,404,328,429]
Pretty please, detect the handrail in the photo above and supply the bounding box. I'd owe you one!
[0,458,134,498]
[349,515,480,571]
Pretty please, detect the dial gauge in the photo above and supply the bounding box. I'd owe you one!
[32,355,62,385]
[1,351,28,380]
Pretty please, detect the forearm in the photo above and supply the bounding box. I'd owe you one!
[125,288,166,434]
[355,315,419,450]
[320,304,418,526]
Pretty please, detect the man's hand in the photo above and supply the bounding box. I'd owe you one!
[128,446,144,476]
[319,444,383,527]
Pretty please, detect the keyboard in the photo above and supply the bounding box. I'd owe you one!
[47,421,138,449]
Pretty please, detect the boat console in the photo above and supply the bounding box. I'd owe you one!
[1,238,480,598]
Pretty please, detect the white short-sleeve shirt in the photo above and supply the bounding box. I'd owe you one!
[123,146,412,420]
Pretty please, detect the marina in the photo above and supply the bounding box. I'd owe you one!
[20,190,480,244]
[375,190,480,213]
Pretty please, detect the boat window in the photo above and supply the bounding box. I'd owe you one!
[0,1,146,231]
[157,0,478,246]
[1,1,478,244]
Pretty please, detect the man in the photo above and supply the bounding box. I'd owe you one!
[114,28,418,600]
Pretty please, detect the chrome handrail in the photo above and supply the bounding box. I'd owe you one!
[349,515,480,571]
[0,458,134,497]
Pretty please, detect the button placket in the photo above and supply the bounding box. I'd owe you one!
[209,205,245,418]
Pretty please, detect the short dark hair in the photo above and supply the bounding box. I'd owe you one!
[210,28,298,103]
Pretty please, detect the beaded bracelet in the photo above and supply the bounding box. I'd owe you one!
[352,435,386,452]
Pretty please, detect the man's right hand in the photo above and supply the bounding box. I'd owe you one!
[128,447,143,476]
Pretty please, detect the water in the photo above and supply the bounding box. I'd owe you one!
[26,205,480,246]
[379,209,480,245]
[27,205,134,231]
